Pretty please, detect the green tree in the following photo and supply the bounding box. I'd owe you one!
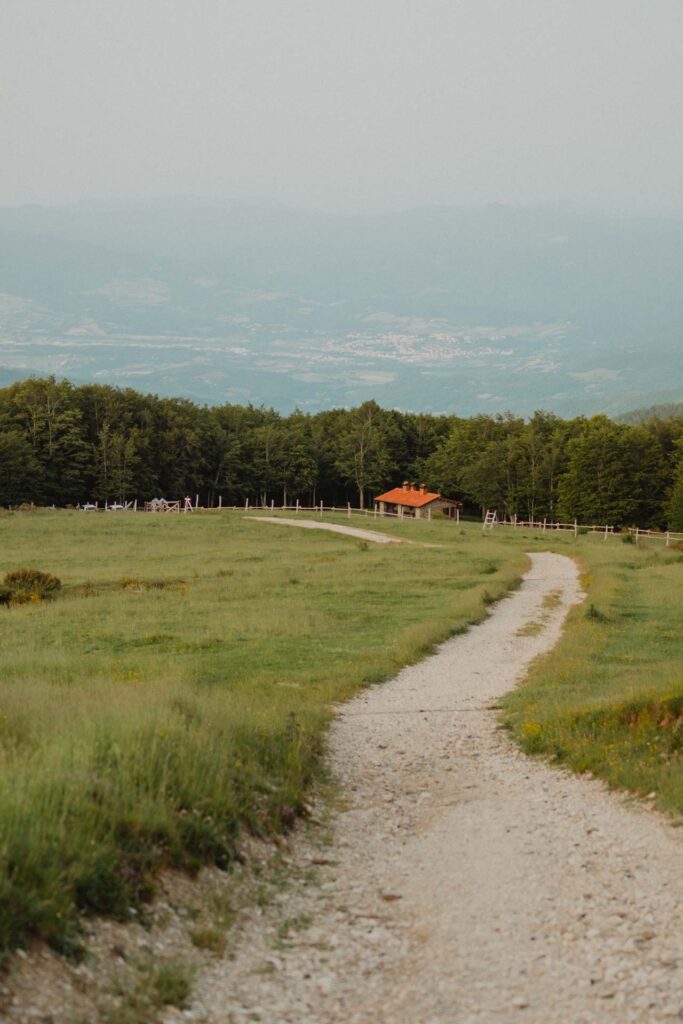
[666,440,683,531]
[1,377,89,504]
[334,401,398,509]
[278,414,317,506]
[0,430,40,505]
[558,417,666,526]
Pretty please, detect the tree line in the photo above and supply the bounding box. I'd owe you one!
[1,377,682,529]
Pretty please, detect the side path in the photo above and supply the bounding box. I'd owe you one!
[243,516,403,543]
[182,553,683,1024]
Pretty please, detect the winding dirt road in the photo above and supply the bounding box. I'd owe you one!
[184,552,683,1023]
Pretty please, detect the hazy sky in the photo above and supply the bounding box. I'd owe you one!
[2,0,682,212]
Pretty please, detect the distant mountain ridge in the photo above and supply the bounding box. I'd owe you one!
[0,199,681,415]
[616,402,683,424]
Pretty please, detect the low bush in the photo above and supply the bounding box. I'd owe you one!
[1,568,61,605]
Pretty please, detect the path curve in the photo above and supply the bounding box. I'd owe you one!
[185,553,683,1024]
[244,516,403,543]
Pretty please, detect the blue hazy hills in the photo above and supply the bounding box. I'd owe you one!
[0,199,682,416]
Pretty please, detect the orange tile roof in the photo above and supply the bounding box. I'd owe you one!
[375,486,442,508]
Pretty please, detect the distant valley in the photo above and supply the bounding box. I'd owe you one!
[1,199,682,416]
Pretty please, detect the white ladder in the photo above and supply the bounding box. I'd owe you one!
[483,509,497,530]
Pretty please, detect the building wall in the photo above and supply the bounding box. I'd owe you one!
[377,499,459,519]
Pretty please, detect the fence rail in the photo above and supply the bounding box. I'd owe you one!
[627,526,683,546]
[482,514,616,538]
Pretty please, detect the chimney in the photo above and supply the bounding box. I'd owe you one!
[402,480,410,489]
[419,483,426,494]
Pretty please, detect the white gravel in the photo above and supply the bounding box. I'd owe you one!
[180,552,683,1024]
[243,516,403,543]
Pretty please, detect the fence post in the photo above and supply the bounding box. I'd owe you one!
[218,495,222,510]
[271,499,274,510]
[666,531,670,547]
[320,501,323,518]
[635,526,639,543]
[347,502,351,517]
[245,498,249,511]
[574,519,577,537]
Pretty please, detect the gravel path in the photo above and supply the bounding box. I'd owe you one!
[243,516,403,543]
[182,552,683,1024]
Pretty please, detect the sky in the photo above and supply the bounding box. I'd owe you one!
[2,0,683,213]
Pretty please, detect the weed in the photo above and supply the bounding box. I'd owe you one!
[153,960,194,1007]
[516,620,543,637]
[118,577,185,592]
[276,914,311,943]
[190,926,226,954]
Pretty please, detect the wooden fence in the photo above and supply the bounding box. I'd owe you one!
[68,500,681,543]
[627,527,683,546]
[482,514,615,539]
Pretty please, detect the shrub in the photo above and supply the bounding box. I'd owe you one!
[2,568,61,605]
[153,961,193,1007]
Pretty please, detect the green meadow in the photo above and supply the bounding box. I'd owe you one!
[500,531,683,815]
[0,510,524,955]
[0,510,681,959]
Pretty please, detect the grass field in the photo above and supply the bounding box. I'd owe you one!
[0,510,681,962]
[0,509,525,955]
[500,531,683,815]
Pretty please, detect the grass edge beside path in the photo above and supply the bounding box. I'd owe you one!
[501,536,683,819]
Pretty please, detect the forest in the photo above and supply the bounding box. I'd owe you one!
[1,376,683,529]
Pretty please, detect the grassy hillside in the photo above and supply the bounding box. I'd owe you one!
[0,510,525,956]
[0,510,681,963]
